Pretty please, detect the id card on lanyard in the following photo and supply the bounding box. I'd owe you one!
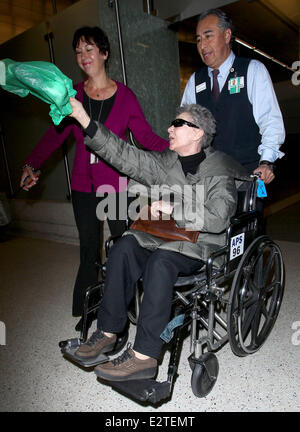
[228,76,244,94]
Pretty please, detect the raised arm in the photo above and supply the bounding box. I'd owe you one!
[69,97,164,186]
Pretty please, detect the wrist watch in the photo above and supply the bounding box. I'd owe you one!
[259,160,274,171]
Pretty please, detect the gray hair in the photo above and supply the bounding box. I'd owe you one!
[198,8,235,47]
[176,104,216,149]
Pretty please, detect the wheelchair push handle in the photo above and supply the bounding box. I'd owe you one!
[250,172,261,180]
[250,172,268,198]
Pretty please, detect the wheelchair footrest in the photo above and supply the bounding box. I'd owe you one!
[59,338,109,368]
[107,379,171,404]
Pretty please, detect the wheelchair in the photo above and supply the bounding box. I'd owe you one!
[59,175,284,405]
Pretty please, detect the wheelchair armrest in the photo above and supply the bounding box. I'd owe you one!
[105,234,123,256]
[230,210,261,226]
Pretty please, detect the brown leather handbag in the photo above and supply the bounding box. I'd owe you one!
[130,205,199,243]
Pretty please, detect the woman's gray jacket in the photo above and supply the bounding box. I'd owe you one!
[85,124,250,263]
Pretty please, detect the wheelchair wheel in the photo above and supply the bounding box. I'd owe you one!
[227,236,284,357]
[191,352,219,398]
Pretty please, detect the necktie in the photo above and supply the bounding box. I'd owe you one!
[212,69,220,102]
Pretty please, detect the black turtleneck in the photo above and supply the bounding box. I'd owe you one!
[178,150,206,176]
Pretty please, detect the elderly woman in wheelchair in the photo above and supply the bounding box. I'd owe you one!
[62,100,284,403]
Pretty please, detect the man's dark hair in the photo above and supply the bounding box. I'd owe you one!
[198,8,235,47]
[72,26,110,65]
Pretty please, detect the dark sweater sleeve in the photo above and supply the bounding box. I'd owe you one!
[84,120,98,138]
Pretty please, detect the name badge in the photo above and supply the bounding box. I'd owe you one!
[228,76,244,94]
[196,82,206,93]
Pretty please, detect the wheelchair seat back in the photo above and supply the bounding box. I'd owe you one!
[235,179,257,214]
[224,178,259,274]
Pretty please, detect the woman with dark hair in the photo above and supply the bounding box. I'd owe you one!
[20,26,168,329]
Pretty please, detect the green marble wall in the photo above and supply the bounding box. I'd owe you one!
[98,0,181,140]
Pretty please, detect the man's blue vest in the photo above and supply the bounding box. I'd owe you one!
[194,57,261,172]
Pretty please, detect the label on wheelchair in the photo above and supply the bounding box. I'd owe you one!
[230,233,245,260]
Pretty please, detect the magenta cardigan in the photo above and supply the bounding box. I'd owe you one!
[24,80,169,193]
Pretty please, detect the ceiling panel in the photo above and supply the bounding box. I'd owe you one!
[263,0,300,26]
[0,0,79,44]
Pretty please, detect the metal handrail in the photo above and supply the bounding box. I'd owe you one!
[235,36,295,72]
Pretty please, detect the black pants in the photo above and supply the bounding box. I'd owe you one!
[97,235,203,359]
[71,190,133,316]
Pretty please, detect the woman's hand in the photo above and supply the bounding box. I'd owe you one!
[20,166,39,191]
[150,200,174,218]
[69,97,91,129]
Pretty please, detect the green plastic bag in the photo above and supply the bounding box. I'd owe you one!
[0,58,77,125]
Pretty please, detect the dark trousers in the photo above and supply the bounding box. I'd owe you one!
[71,190,132,316]
[97,235,203,359]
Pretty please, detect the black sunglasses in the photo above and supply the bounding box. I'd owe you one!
[170,118,200,129]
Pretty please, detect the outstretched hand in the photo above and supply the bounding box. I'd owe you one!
[69,97,91,129]
[20,166,39,191]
